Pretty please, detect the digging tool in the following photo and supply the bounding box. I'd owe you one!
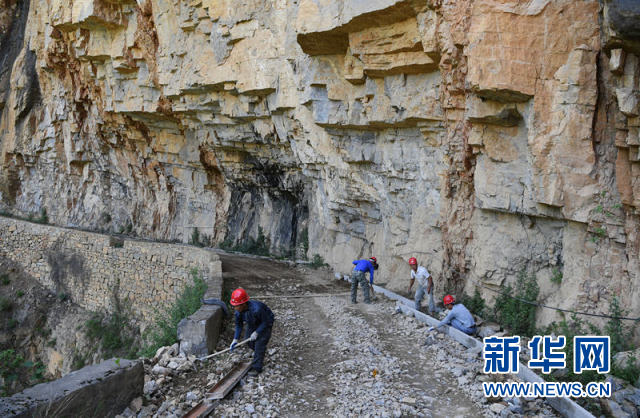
[196,338,251,362]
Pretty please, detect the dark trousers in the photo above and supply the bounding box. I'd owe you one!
[247,324,273,372]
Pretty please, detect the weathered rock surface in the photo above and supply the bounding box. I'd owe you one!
[0,358,143,417]
[0,0,640,336]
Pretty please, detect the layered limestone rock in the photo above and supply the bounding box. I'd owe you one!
[1,0,639,335]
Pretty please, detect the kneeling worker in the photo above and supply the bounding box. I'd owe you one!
[229,288,275,376]
[432,295,476,335]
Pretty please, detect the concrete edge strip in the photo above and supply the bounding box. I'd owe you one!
[370,284,594,418]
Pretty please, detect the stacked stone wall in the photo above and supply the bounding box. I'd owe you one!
[0,216,222,324]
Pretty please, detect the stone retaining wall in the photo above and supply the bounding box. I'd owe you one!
[0,216,222,325]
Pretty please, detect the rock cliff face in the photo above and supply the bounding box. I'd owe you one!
[1,0,639,332]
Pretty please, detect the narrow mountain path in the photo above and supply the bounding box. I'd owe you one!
[133,254,557,417]
[213,254,483,417]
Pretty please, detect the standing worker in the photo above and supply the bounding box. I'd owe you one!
[431,295,476,335]
[229,288,275,376]
[407,257,438,314]
[351,257,379,304]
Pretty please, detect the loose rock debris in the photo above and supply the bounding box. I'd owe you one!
[116,264,558,418]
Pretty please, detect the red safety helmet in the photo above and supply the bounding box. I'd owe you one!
[230,288,249,306]
[408,257,417,265]
[443,295,455,305]
[370,256,379,270]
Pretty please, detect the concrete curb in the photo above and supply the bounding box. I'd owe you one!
[370,284,594,418]
[177,253,224,356]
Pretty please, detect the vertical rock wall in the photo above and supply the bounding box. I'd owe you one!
[0,0,639,333]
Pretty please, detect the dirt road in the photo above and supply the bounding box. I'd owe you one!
[214,254,482,417]
[144,253,556,417]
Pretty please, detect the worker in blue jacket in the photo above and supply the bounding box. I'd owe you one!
[229,288,275,376]
[351,256,379,304]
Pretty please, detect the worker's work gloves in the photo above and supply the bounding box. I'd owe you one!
[427,326,435,332]
[250,331,258,341]
[230,339,238,351]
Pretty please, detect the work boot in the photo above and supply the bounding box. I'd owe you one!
[247,369,261,377]
[351,300,358,304]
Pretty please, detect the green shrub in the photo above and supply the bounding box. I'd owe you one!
[0,349,25,383]
[299,227,309,259]
[35,208,48,224]
[219,237,233,250]
[604,297,627,353]
[310,254,327,269]
[543,297,638,386]
[550,267,563,285]
[0,297,12,312]
[8,318,17,329]
[492,270,539,337]
[461,289,485,317]
[85,308,140,359]
[16,290,24,297]
[542,314,602,385]
[191,228,204,247]
[71,351,86,370]
[26,361,45,381]
[219,228,272,256]
[1,275,9,285]
[0,350,47,396]
[139,268,207,357]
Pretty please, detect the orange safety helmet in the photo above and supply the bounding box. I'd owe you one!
[230,288,250,306]
[443,295,455,305]
[408,257,417,265]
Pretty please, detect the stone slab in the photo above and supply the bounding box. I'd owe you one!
[0,359,143,417]
[178,305,224,356]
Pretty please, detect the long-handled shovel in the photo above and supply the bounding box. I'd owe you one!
[196,338,252,362]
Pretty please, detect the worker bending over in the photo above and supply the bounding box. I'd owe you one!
[351,256,378,304]
[407,257,438,314]
[229,288,275,376]
[433,295,476,335]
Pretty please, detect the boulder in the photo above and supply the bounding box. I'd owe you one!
[0,359,143,418]
[613,349,640,370]
[178,305,224,357]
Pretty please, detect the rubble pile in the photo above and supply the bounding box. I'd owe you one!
[116,295,562,417]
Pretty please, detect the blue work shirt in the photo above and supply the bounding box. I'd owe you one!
[352,259,375,284]
[234,300,275,340]
[437,304,475,329]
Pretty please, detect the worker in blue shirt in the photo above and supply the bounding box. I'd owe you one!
[350,256,379,304]
[228,288,275,376]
